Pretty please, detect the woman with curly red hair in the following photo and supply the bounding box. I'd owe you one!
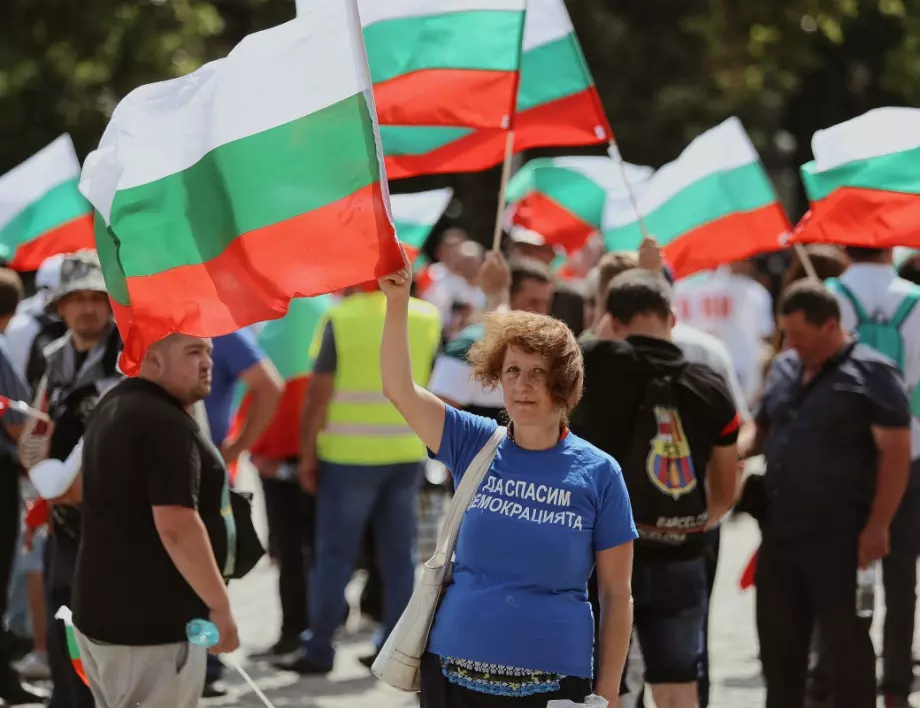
[379,257,636,708]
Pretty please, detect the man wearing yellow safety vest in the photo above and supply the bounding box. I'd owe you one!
[278,281,441,675]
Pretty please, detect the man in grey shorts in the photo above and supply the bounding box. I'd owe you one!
[72,333,240,708]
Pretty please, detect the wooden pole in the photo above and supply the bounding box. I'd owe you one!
[491,131,516,252]
[793,243,820,281]
[607,140,649,239]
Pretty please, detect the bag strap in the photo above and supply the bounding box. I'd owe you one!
[827,278,870,323]
[430,425,506,565]
[890,290,920,329]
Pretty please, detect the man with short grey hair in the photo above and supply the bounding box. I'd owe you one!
[72,333,240,708]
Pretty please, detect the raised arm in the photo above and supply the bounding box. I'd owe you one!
[379,266,447,455]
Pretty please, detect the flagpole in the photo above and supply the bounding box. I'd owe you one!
[607,140,649,239]
[492,130,516,252]
[793,243,820,281]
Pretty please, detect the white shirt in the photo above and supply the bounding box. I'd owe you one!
[422,272,486,326]
[428,355,504,409]
[835,263,920,458]
[673,268,774,404]
[3,314,42,380]
[672,322,753,422]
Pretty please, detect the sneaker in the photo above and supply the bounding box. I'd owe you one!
[0,679,50,706]
[14,651,50,681]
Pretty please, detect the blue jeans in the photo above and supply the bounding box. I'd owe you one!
[633,557,708,685]
[300,461,422,668]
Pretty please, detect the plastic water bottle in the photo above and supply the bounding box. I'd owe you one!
[186,619,220,648]
[856,562,878,618]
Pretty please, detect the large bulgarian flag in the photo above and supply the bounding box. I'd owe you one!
[0,135,95,271]
[54,607,89,687]
[229,296,332,476]
[391,188,454,262]
[603,117,790,278]
[380,0,613,179]
[792,107,920,249]
[78,2,403,376]
[506,157,652,253]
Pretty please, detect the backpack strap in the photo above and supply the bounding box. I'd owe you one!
[890,289,920,329]
[826,278,869,323]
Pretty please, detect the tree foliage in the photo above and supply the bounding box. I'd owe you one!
[1,0,918,243]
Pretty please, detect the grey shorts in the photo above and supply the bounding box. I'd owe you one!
[73,627,207,708]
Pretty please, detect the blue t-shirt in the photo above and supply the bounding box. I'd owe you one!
[428,406,637,678]
[204,331,264,446]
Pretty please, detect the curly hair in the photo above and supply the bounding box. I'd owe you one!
[467,311,584,417]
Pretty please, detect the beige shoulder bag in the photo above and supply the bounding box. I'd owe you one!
[372,425,506,692]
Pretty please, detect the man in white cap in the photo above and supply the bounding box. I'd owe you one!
[19,250,121,708]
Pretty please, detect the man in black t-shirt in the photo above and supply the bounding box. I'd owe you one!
[72,334,239,708]
[570,271,740,708]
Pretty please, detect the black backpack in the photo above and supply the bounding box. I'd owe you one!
[621,366,709,548]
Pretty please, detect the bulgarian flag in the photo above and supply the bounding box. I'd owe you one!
[506,157,652,253]
[78,2,403,376]
[0,135,95,271]
[54,607,89,687]
[380,0,612,179]
[229,296,332,478]
[391,188,454,263]
[360,0,525,129]
[792,107,920,249]
[603,117,789,278]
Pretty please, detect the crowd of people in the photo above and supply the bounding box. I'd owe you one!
[0,229,916,708]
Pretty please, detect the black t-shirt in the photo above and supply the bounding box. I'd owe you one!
[570,336,739,561]
[73,378,231,645]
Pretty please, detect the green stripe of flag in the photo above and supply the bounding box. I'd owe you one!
[0,179,91,249]
[507,162,607,227]
[364,11,523,85]
[518,34,593,112]
[378,125,474,156]
[801,144,920,203]
[604,162,776,251]
[95,213,130,307]
[393,221,432,248]
[259,296,331,380]
[108,93,379,279]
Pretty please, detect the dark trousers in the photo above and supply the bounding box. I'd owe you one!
[359,526,383,623]
[262,477,314,640]
[880,465,920,699]
[756,536,876,708]
[0,466,20,682]
[46,581,94,708]
[698,527,720,708]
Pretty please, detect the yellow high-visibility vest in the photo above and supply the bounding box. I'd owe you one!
[317,292,441,465]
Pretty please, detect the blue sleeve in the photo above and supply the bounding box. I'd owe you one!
[213,330,264,380]
[429,405,497,483]
[593,458,638,552]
